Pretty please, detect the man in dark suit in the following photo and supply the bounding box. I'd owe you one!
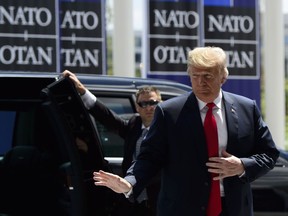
[93,46,280,216]
[62,70,161,216]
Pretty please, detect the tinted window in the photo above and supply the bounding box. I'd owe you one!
[97,97,134,114]
[0,112,16,155]
[93,96,134,157]
[0,107,63,157]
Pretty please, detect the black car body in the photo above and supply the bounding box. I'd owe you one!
[0,72,191,216]
[0,75,111,216]
[252,149,288,215]
[0,72,287,216]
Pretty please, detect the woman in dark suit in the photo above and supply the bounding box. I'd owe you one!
[93,46,279,216]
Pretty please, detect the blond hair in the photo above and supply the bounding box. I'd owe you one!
[187,46,229,78]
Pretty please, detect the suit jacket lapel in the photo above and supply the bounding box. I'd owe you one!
[187,92,210,161]
[128,118,143,155]
[222,92,238,153]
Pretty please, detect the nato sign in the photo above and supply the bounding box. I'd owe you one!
[60,0,106,74]
[146,0,199,84]
[0,0,106,74]
[203,0,260,104]
[204,0,259,79]
[0,1,57,72]
[146,0,260,104]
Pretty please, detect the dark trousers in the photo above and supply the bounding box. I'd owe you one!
[131,200,156,216]
[111,196,156,216]
[219,197,228,216]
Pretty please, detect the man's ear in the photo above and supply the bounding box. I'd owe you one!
[221,77,227,84]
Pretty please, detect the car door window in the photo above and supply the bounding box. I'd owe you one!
[93,96,134,158]
[0,111,16,155]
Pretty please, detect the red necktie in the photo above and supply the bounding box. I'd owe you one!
[204,103,222,216]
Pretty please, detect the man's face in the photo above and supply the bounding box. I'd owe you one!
[136,91,161,127]
[189,66,226,102]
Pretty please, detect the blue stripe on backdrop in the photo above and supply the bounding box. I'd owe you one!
[204,0,256,7]
[150,0,197,2]
[61,0,102,2]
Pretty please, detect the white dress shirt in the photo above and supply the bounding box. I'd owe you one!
[80,89,96,109]
[196,91,228,197]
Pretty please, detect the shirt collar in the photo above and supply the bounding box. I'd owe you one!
[141,124,150,130]
[197,91,223,111]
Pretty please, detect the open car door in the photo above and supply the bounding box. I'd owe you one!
[42,76,114,215]
[0,76,114,216]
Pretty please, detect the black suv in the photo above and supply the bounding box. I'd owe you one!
[0,72,287,216]
[0,72,191,216]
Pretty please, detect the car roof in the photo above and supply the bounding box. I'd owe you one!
[78,74,191,95]
[0,72,192,96]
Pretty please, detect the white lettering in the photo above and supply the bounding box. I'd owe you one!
[226,50,254,68]
[154,9,199,29]
[0,45,53,65]
[208,15,254,33]
[153,45,190,64]
[0,6,52,26]
[61,48,99,67]
[61,10,98,30]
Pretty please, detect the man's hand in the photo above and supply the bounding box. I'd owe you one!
[206,150,245,180]
[62,70,86,95]
[93,170,132,193]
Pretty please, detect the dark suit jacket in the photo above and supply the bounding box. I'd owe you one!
[88,100,160,203]
[125,91,280,216]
